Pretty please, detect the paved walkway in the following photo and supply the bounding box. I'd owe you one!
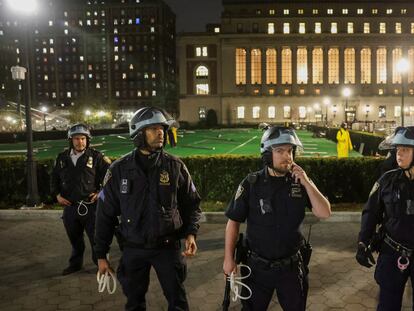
[0,216,412,310]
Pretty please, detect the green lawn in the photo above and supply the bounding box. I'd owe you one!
[0,129,361,159]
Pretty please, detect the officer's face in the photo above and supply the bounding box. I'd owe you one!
[271,144,293,174]
[145,125,164,151]
[72,134,87,153]
[396,146,414,169]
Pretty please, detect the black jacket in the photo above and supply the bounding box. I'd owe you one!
[50,148,110,203]
[95,149,202,259]
[359,168,414,247]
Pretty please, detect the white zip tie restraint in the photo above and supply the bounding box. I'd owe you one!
[97,270,117,294]
[77,200,94,216]
[227,264,252,301]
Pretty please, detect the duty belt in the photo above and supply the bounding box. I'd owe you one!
[248,251,300,269]
[123,237,179,249]
[384,234,413,257]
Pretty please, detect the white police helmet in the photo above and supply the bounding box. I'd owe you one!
[378,127,414,150]
[260,126,304,154]
[68,123,91,139]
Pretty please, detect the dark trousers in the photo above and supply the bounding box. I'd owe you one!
[375,245,414,311]
[62,203,97,268]
[241,255,308,311]
[117,247,188,311]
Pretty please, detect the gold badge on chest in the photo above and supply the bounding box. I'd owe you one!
[87,156,93,168]
[160,170,170,185]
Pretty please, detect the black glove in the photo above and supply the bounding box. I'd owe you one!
[356,242,376,268]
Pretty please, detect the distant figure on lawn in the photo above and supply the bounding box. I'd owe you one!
[336,123,353,158]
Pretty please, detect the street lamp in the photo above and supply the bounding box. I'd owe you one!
[397,58,409,126]
[342,87,352,125]
[8,0,40,207]
[323,97,330,126]
[41,106,47,132]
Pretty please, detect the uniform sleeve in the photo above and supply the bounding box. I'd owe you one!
[177,162,202,237]
[358,180,384,245]
[225,178,250,223]
[95,152,111,190]
[50,155,61,199]
[95,166,120,259]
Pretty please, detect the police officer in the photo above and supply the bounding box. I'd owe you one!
[223,126,331,311]
[51,123,110,275]
[357,126,414,310]
[95,107,202,311]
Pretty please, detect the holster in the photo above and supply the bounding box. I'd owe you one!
[300,241,312,267]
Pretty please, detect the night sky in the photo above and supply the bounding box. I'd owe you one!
[163,0,223,33]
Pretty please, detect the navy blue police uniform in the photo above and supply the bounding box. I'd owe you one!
[359,168,414,311]
[226,167,311,311]
[51,147,109,270]
[95,149,201,311]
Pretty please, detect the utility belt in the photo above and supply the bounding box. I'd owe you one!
[123,236,180,250]
[248,250,300,269]
[384,234,413,258]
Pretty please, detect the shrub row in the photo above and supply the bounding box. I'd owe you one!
[0,155,383,208]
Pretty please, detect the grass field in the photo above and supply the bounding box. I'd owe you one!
[0,129,361,159]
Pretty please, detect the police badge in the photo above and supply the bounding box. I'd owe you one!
[160,170,170,185]
[87,156,93,168]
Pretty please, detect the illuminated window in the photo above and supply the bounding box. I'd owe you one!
[196,66,209,78]
[299,106,307,119]
[357,9,364,14]
[401,9,407,14]
[331,22,338,34]
[327,9,333,15]
[214,27,220,33]
[315,22,321,34]
[269,89,274,95]
[202,47,208,56]
[408,49,414,83]
[237,106,245,119]
[268,106,276,118]
[281,48,292,84]
[283,23,290,34]
[67,91,71,98]
[342,9,348,15]
[386,9,393,14]
[199,107,206,120]
[268,23,275,34]
[379,106,386,118]
[235,48,246,84]
[372,9,378,14]
[395,23,402,34]
[266,49,277,84]
[196,84,209,95]
[361,48,371,83]
[313,9,318,15]
[269,9,275,15]
[299,23,306,34]
[44,74,48,81]
[195,46,208,57]
[347,22,354,34]
[284,9,289,15]
[297,48,308,84]
[252,106,260,118]
[364,23,370,33]
[344,48,355,84]
[283,106,291,118]
[312,48,323,84]
[395,106,401,117]
[284,89,290,95]
[380,23,386,33]
[377,48,387,83]
[411,23,414,33]
[251,49,262,84]
[328,48,339,84]
[392,48,402,83]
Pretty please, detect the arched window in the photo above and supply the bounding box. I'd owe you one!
[392,48,402,83]
[312,48,323,84]
[235,48,246,84]
[251,49,262,84]
[361,48,371,83]
[196,65,209,78]
[328,48,339,84]
[344,48,355,84]
[281,48,292,84]
[297,48,308,84]
[195,65,209,95]
[376,48,387,83]
[266,49,276,84]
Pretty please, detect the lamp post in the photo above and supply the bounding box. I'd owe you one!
[342,87,351,125]
[323,97,330,126]
[397,58,409,126]
[365,105,370,129]
[41,106,47,132]
[8,0,40,207]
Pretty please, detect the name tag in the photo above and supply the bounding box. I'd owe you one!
[120,179,130,194]
[291,184,302,198]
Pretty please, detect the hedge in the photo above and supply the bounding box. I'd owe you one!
[0,155,384,208]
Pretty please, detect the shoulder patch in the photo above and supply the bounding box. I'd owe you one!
[235,184,244,200]
[103,170,112,187]
[369,182,380,197]
[103,156,112,164]
[247,173,258,184]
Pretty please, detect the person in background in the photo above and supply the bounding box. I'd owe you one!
[336,122,353,158]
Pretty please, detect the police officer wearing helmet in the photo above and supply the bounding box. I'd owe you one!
[95,107,202,310]
[357,126,414,310]
[51,123,110,275]
[223,126,331,311]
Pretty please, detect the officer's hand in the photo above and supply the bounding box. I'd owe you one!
[223,258,237,277]
[57,194,71,206]
[182,234,197,257]
[89,192,98,203]
[291,163,310,185]
[98,258,114,274]
[356,242,376,268]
